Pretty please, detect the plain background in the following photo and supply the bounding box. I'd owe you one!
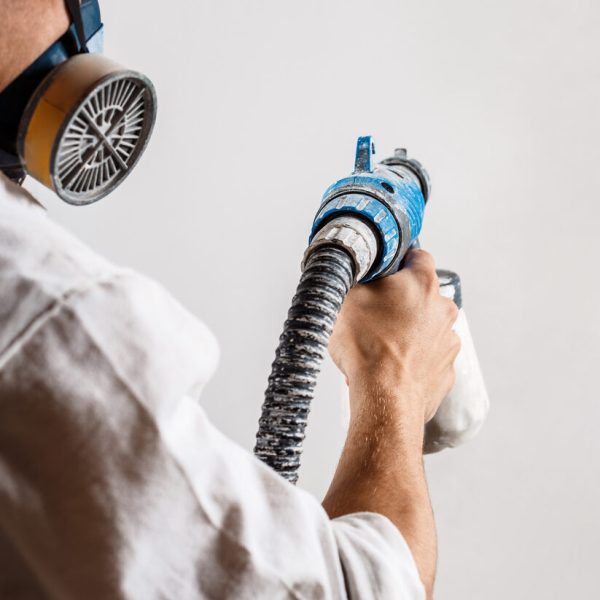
[27,0,599,597]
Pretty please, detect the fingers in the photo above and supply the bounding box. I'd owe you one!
[450,330,462,360]
[404,251,460,325]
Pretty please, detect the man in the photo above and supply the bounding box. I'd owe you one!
[0,1,460,598]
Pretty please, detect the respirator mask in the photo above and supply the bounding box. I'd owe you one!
[0,0,157,205]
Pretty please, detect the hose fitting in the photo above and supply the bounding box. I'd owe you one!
[303,216,377,282]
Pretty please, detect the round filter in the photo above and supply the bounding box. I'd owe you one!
[19,54,157,205]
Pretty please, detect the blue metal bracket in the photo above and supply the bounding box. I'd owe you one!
[353,136,375,173]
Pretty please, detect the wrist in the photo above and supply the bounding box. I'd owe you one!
[346,359,410,390]
[347,368,426,452]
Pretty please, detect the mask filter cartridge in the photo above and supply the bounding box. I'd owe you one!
[17,54,156,205]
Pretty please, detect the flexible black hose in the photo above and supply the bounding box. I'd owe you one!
[254,245,355,484]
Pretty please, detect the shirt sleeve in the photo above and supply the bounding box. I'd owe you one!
[0,270,425,600]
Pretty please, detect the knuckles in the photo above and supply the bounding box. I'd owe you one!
[446,298,459,321]
[438,296,459,322]
[451,331,462,353]
[408,248,436,271]
[426,272,441,294]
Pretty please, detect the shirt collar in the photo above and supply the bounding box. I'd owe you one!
[0,171,46,212]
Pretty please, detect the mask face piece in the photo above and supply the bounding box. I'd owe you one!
[0,0,157,205]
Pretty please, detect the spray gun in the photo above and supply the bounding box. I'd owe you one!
[255,136,489,483]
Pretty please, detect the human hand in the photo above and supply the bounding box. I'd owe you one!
[328,249,460,422]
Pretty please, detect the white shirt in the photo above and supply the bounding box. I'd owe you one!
[0,173,425,600]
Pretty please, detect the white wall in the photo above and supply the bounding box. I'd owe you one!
[29,0,600,597]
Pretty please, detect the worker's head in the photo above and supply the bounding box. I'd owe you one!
[0,0,156,205]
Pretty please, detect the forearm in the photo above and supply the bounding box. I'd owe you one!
[322,371,437,597]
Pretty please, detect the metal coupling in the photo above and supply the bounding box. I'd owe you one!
[303,216,378,282]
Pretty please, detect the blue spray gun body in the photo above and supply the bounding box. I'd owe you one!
[255,137,489,482]
[309,136,428,282]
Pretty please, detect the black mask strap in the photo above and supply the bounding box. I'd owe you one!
[0,148,25,184]
[65,0,89,53]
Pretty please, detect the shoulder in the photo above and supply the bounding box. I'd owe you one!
[0,174,118,355]
[0,175,219,412]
